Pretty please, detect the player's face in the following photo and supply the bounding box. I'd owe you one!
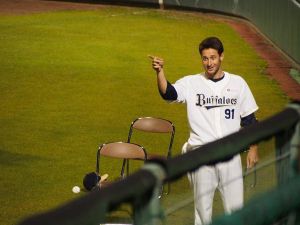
[201,48,224,79]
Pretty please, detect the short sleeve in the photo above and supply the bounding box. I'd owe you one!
[239,79,259,117]
[173,77,189,103]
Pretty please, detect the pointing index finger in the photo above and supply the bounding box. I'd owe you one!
[148,55,155,60]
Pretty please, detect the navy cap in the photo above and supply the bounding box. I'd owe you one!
[83,172,100,191]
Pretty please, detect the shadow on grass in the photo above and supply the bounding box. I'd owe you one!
[0,149,45,166]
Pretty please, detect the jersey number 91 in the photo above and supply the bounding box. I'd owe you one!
[225,109,235,119]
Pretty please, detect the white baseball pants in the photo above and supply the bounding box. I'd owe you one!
[182,143,244,225]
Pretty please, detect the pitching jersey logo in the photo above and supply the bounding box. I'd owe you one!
[196,94,237,109]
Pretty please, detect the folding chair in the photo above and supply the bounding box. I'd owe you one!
[126,117,175,194]
[96,142,147,187]
[128,117,175,159]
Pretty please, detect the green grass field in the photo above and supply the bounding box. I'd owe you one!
[0,5,289,225]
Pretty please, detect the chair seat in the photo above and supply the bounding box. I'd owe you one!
[94,142,147,191]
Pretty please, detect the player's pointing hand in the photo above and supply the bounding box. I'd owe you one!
[148,55,164,73]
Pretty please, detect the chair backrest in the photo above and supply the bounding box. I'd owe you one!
[127,117,175,158]
[130,117,174,133]
[96,142,147,176]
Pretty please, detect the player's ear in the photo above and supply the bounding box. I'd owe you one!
[220,53,224,61]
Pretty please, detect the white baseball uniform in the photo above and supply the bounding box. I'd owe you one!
[172,72,258,225]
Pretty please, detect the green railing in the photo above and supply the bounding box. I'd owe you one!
[211,175,300,225]
[17,102,300,225]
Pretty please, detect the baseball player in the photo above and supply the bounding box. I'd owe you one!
[149,37,259,225]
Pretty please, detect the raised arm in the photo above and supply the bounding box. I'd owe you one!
[149,55,167,95]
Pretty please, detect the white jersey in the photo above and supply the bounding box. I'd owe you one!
[173,72,258,146]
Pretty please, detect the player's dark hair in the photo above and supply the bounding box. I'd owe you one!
[199,37,224,55]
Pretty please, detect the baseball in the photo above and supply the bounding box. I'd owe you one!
[72,186,80,193]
